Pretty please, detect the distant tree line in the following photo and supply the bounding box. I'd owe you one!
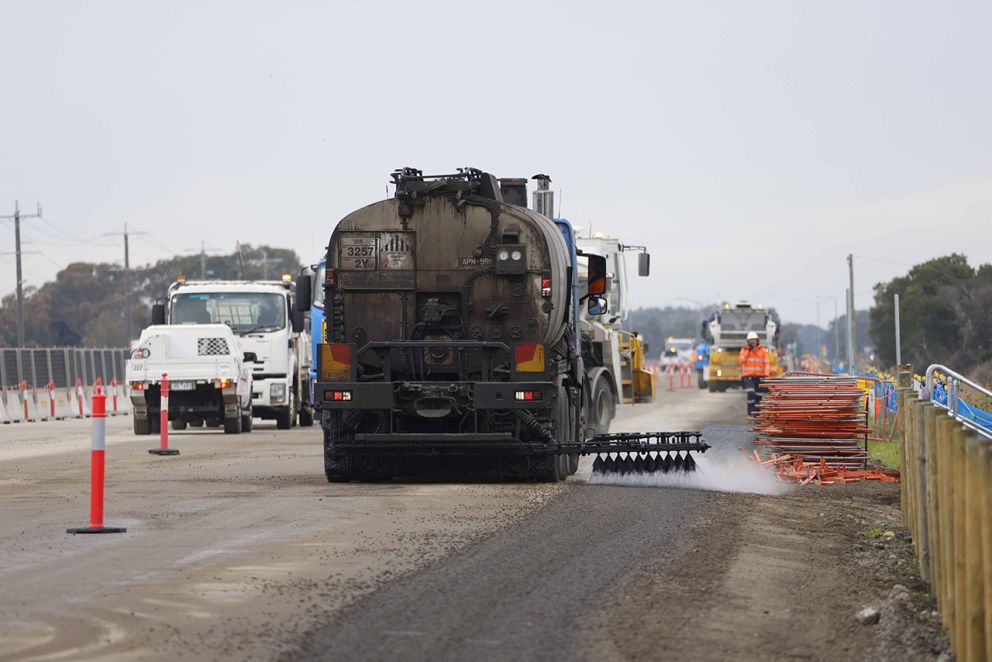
[868,254,991,381]
[0,245,302,348]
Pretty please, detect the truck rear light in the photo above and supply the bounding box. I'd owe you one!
[514,343,546,372]
[514,390,543,401]
[217,378,233,389]
[132,383,145,390]
[541,272,552,297]
[326,269,336,286]
[324,390,352,401]
[319,343,352,380]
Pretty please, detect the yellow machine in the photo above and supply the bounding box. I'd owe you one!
[705,302,783,392]
[618,330,655,404]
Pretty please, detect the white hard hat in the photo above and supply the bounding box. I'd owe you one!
[746,331,759,340]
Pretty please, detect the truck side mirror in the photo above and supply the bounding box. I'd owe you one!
[587,296,608,316]
[295,275,312,312]
[151,303,166,325]
[291,309,305,333]
[638,252,650,277]
[587,254,607,295]
[242,351,257,363]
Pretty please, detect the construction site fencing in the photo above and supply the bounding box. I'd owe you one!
[897,365,992,661]
[0,347,131,423]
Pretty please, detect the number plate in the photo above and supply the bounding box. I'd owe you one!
[170,381,195,391]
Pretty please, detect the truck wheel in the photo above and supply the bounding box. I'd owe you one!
[241,407,253,432]
[590,377,614,435]
[171,419,187,431]
[150,415,161,434]
[133,417,150,435]
[530,454,566,482]
[190,419,204,428]
[708,381,717,393]
[299,403,314,427]
[290,387,298,428]
[224,414,242,434]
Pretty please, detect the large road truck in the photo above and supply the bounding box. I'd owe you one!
[704,301,782,391]
[151,279,314,429]
[300,168,615,482]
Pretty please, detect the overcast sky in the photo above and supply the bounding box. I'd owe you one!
[2,0,990,326]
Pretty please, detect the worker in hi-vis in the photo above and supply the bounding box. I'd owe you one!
[739,331,770,416]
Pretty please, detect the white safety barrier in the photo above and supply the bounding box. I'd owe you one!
[34,385,53,421]
[0,390,13,423]
[54,386,75,419]
[4,388,23,422]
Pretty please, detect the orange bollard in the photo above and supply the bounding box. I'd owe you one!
[67,393,126,534]
[21,379,29,420]
[149,373,179,456]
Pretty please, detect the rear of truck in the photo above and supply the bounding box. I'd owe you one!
[313,169,582,482]
[127,324,253,434]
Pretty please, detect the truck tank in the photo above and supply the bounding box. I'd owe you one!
[327,172,571,353]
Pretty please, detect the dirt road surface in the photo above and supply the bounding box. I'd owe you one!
[0,387,944,661]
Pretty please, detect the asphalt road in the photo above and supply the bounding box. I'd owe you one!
[0,386,750,661]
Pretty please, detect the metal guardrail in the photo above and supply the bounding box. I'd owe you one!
[924,363,992,441]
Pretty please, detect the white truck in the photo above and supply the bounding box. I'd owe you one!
[151,279,313,430]
[127,324,255,434]
[574,232,654,434]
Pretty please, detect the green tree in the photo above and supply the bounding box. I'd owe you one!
[868,254,979,368]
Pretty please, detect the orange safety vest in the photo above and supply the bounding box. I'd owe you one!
[739,345,770,377]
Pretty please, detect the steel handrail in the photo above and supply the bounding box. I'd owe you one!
[924,363,992,440]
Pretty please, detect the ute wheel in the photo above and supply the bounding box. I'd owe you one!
[224,414,242,434]
[171,419,187,431]
[133,417,150,435]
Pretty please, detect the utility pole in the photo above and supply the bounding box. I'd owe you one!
[105,223,148,344]
[1,201,42,347]
[847,254,856,370]
[186,241,221,279]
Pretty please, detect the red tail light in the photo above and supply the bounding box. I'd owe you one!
[541,272,552,297]
[514,390,543,401]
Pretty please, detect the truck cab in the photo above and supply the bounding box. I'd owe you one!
[154,279,313,429]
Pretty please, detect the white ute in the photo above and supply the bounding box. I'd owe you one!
[151,279,313,430]
[127,324,254,434]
